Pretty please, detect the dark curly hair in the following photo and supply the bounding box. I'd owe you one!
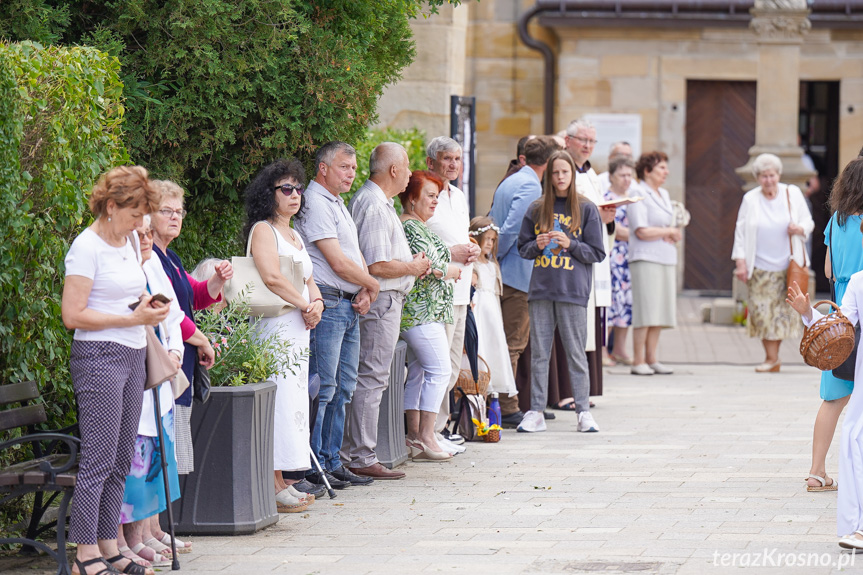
[243,158,306,243]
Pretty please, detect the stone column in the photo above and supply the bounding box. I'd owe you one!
[736,0,815,189]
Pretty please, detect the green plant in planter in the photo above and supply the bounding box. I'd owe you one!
[195,296,307,387]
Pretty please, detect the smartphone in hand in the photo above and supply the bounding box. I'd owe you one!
[128,293,172,311]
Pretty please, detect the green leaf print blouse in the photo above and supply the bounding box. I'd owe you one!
[401,218,454,331]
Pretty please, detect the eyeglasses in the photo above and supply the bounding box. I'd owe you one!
[274,183,304,196]
[571,136,598,146]
[137,230,154,240]
[157,208,187,219]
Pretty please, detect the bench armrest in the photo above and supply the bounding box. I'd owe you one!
[0,432,80,480]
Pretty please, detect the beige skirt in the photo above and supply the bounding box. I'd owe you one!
[630,261,677,329]
[747,267,801,340]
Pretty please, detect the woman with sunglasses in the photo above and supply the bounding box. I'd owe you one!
[244,158,322,512]
[148,180,230,554]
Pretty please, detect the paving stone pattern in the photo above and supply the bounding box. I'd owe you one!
[3,297,854,574]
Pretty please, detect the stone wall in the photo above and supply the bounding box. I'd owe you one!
[376,1,863,217]
[374,4,469,142]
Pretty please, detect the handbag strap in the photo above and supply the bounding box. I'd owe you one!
[246,220,281,257]
[786,186,808,267]
[829,217,836,302]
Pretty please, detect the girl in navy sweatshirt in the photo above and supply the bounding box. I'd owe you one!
[516,150,606,433]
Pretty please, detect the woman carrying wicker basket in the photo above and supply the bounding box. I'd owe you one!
[732,153,814,373]
[787,264,863,550]
[805,159,863,493]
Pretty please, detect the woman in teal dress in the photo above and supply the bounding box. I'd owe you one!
[807,158,863,492]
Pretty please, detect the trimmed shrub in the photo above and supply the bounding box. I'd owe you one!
[0,41,129,424]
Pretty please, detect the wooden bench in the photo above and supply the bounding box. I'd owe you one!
[0,381,79,575]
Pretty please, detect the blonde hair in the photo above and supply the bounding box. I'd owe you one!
[88,166,160,217]
[151,179,185,206]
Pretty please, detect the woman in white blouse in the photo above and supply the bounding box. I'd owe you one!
[732,153,814,372]
[627,151,681,376]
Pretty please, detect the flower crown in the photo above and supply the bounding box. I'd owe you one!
[469,223,500,237]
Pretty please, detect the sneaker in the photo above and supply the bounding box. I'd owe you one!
[329,466,374,486]
[631,363,655,376]
[442,429,466,445]
[648,362,674,375]
[577,411,599,432]
[436,434,466,455]
[543,410,556,420]
[516,410,546,433]
[501,411,524,429]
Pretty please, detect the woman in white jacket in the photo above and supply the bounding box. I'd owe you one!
[732,153,814,372]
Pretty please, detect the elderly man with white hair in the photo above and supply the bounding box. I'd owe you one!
[425,136,480,453]
[732,152,813,373]
[344,142,430,480]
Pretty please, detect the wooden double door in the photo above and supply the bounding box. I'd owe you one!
[684,80,756,292]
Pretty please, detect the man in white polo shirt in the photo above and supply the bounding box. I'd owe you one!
[425,136,480,452]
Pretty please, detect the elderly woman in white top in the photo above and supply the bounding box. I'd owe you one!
[627,151,680,376]
[117,215,185,567]
[732,153,814,372]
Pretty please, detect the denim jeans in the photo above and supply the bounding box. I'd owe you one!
[309,292,360,472]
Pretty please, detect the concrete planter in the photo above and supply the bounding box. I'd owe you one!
[170,380,278,535]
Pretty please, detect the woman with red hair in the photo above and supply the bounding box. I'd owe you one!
[398,170,462,462]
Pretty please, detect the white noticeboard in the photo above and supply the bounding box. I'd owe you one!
[583,113,642,165]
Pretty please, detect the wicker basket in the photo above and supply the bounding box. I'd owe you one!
[799,300,856,370]
[454,354,491,398]
[483,428,500,443]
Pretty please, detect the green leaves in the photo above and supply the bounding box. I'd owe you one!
[0,41,128,424]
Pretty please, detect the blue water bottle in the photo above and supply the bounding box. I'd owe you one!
[488,392,502,428]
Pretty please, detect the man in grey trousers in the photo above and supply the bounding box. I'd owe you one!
[344,142,430,479]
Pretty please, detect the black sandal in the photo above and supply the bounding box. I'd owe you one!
[106,555,149,575]
[73,557,120,575]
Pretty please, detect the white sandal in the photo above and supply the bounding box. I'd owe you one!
[130,542,171,567]
[159,533,192,554]
[839,530,863,549]
[806,474,838,492]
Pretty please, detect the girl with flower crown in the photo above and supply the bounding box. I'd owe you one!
[469,216,518,398]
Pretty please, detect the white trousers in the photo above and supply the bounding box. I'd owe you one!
[401,322,452,413]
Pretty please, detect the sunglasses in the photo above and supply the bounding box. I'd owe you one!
[275,183,304,196]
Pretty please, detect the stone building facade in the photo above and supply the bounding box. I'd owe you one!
[376,0,863,292]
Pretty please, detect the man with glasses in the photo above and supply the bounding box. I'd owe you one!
[344,143,430,480]
[564,119,618,401]
[295,141,380,489]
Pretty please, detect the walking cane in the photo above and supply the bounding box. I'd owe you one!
[152,386,180,570]
[308,446,337,500]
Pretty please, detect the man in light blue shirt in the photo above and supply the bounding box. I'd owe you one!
[487,136,558,427]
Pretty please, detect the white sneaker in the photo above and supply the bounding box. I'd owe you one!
[516,410,547,433]
[577,411,599,432]
[649,362,674,374]
[436,435,466,455]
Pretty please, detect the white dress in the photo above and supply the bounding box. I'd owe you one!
[473,260,517,395]
[252,223,312,472]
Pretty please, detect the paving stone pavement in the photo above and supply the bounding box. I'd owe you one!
[4,297,858,574]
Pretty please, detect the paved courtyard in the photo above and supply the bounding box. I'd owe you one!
[4,297,855,574]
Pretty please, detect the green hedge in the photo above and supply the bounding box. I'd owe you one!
[0,41,129,425]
